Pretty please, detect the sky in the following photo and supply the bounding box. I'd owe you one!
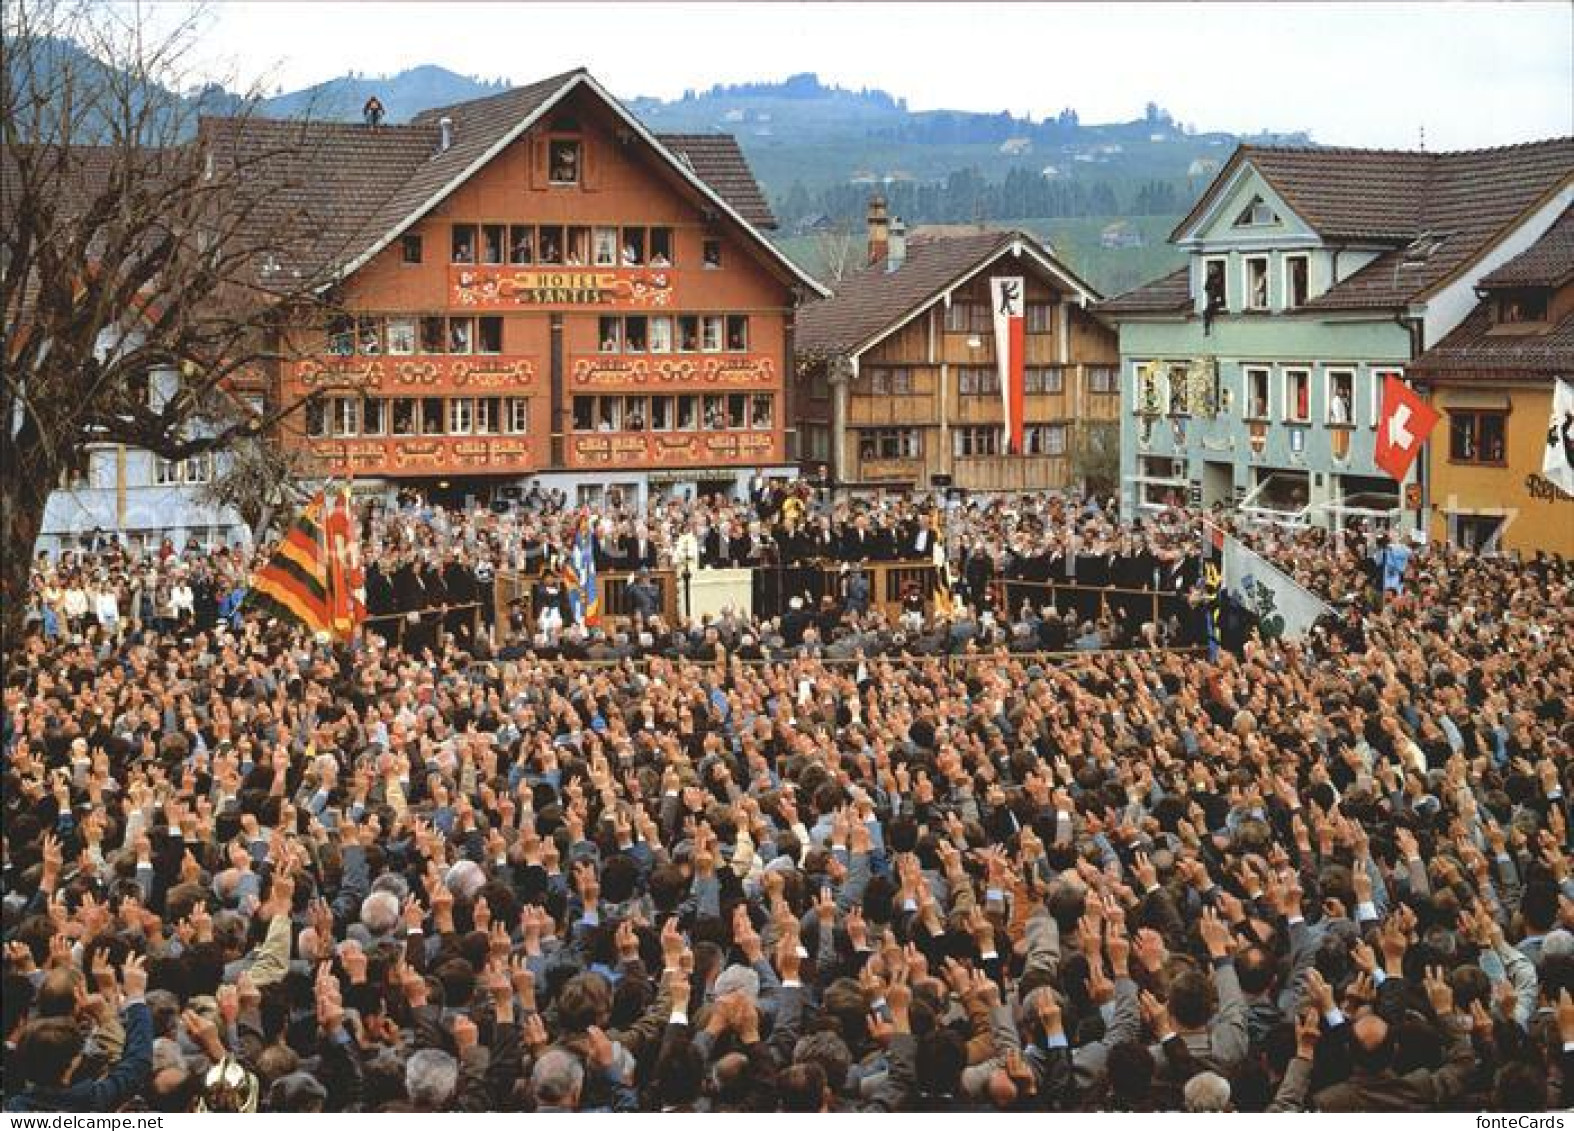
[143,1,1570,150]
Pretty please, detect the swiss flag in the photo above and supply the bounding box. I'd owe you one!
[1374,375,1440,481]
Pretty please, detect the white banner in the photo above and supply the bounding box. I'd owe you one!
[1543,376,1574,496]
[1222,532,1332,642]
[989,275,1024,453]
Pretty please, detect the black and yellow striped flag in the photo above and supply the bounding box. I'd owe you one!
[242,493,333,635]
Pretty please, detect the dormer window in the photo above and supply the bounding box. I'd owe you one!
[1234,195,1280,227]
[1498,289,1549,325]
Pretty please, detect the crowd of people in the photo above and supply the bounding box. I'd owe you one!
[5,483,1572,1113]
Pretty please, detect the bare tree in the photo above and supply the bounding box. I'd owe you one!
[813,222,860,287]
[197,432,319,543]
[1,0,362,650]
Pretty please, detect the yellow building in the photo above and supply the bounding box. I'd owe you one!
[1413,204,1574,556]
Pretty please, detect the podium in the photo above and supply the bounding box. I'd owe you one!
[688,567,753,620]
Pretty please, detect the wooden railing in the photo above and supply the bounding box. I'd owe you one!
[494,569,679,628]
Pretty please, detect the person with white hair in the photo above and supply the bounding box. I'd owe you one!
[405,1049,459,1111]
[1184,1071,1232,1112]
[531,1049,586,1112]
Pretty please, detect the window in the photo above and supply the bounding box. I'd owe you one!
[726,393,747,429]
[538,225,563,264]
[1244,257,1269,310]
[510,225,534,265]
[1499,290,1550,324]
[1284,255,1310,308]
[649,317,672,353]
[1203,257,1227,312]
[1087,366,1118,395]
[572,397,595,432]
[1369,368,1402,430]
[566,226,590,266]
[1244,366,1271,420]
[1449,410,1507,464]
[327,315,354,356]
[750,394,773,429]
[505,398,529,434]
[181,453,212,484]
[549,138,580,184]
[1136,362,1165,415]
[676,395,698,430]
[624,316,648,353]
[421,398,444,435]
[1234,196,1280,227]
[475,397,500,435]
[1025,366,1064,395]
[952,426,999,457]
[945,302,990,334]
[1026,302,1054,333]
[869,367,914,395]
[700,316,723,352]
[702,239,721,269]
[387,318,416,356]
[678,316,700,352]
[420,316,446,354]
[1024,424,1067,456]
[305,400,328,438]
[958,366,999,396]
[482,224,506,265]
[649,227,673,266]
[448,398,473,435]
[448,317,473,355]
[332,397,359,436]
[402,234,423,264]
[623,396,648,431]
[1325,369,1354,426]
[357,317,382,355]
[650,396,673,430]
[702,395,725,429]
[451,224,477,264]
[391,398,416,436]
[362,398,385,436]
[1283,368,1310,423]
[1167,363,1190,415]
[598,316,621,353]
[621,228,645,266]
[726,315,749,352]
[859,428,921,460]
[590,227,617,267]
[477,316,503,354]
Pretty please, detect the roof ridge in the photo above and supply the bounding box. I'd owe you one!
[409,67,586,125]
[1241,136,1573,160]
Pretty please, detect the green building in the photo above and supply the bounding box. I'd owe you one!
[1099,140,1573,528]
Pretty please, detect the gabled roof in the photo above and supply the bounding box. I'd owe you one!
[1113,139,1574,321]
[200,68,821,295]
[1479,203,1574,289]
[1096,267,1191,316]
[795,229,1101,358]
[656,134,775,229]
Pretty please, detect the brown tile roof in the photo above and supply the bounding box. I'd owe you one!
[796,229,1081,356]
[1480,203,1574,289]
[656,134,775,229]
[198,69,790,285]
[1096,267,1191,316]
[1409,299,1574,378]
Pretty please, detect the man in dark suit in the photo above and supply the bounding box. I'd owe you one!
[442,552,477,643]
[621,525,659,570]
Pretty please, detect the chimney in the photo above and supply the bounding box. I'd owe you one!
[437,116,454,154]
[866,194,889,267]
[886,217,907,272]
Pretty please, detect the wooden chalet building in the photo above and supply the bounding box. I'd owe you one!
[208,69,826,508]
[794,200,1119,494]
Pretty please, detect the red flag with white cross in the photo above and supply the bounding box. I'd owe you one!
[1374,374,1439,481]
